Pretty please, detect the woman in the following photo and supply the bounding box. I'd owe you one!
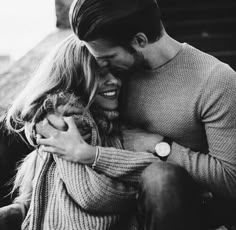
[3,35,160,230]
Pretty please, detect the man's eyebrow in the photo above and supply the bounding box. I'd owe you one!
[95,54,116,59]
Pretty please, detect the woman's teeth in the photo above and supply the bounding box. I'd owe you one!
[100,91,117,97]
[103,91,116,96]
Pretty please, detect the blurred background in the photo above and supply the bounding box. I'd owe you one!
[0,0,236,208]
[0,0,71,207]
[0,0,56,74]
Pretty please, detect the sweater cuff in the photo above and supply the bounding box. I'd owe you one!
[93,146,118,174]
[167,141,189,163]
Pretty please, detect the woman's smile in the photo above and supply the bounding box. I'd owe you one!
[98,89,120,99]
[94,72,122,110]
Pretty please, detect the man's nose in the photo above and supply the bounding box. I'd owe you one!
[97,59,109,68]
[105,73,121,86]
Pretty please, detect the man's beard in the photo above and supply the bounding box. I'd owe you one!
[130,50,148,71]
[110,50,148,77]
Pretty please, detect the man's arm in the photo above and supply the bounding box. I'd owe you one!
[167,69,236,200]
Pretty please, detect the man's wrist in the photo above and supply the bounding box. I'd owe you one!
[163,137,173,146]
[154,137,172,161]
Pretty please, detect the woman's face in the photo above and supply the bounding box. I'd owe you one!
[94,71,122,111]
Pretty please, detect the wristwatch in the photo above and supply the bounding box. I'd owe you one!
[155,139,171,160]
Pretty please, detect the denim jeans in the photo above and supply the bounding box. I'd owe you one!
[136,162,236,230]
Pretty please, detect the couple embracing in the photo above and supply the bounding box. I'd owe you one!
[1,0,236,229]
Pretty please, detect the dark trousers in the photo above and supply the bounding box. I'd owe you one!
[137,162,236,230]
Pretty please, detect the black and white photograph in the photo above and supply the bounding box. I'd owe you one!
[0,0,236,229]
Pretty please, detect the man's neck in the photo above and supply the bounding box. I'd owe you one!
[144,32,182,70]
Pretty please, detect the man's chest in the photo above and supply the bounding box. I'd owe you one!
[121,82,206,149]
[123,95,195,135]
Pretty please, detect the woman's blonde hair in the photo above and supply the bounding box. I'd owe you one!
[5,34,101,208]
[6,34,99,142]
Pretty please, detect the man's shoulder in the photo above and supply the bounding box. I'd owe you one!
[183,43,222,65]
[182,43,235,79]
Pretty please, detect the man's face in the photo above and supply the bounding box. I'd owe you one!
[84,39,145,75]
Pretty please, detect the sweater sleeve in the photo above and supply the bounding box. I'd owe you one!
[53,155,137,214]
[94,145,160,183]
[53,144,159,213]
[167,67,236,199]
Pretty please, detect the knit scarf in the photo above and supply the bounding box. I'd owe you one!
[22,92,126,230]
[33,92,120,143]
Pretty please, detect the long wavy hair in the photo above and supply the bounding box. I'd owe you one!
[5,34,101,207]
[6,35,100,143]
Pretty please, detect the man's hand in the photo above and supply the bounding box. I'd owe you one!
[122,129,164,153]
[36,116,96,164]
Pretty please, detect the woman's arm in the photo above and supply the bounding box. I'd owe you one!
[93,145,160,183]
[36,117,161,213]
[36,117,161,183]
[53,155,138,213]
[0,203,25,230]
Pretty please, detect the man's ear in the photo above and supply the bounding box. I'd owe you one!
[131,33,148,50]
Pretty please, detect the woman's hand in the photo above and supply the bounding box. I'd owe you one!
[0,204,24,230]
[36,116,96,164]
[122,128,164,153]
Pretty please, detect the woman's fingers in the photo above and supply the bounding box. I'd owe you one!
[35,115,93,163]
[36,134,42,139]
[36,137,53,146]
[36,118,60,138]
[83,133,91,141]
[57,105,84,116]
[41,145,62,155]
[64,116,78,131]
[47,114,67,131]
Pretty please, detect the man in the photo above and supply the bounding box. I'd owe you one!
[36,0,236,229]
[66,0,236,229]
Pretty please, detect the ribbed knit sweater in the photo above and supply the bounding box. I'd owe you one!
[111,43,236,199]
[21,94,158,230]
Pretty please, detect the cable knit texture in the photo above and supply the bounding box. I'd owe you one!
[120,43,236,199]
[22,93,158,230]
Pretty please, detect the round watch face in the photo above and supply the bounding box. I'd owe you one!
[155,142,171,157]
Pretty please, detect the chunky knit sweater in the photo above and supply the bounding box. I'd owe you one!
[112,43,236,199]
[21,94,158,230]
